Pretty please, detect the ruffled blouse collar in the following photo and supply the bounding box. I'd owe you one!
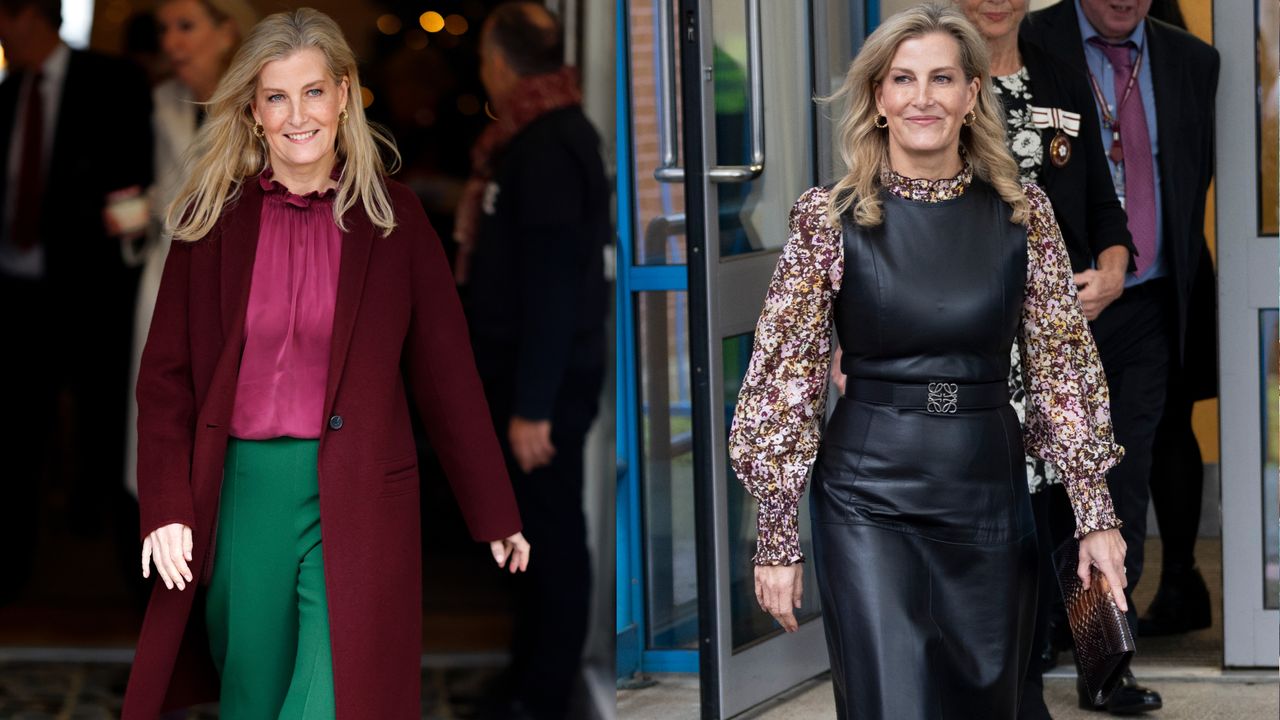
[257,166,341,208]
[880,161,973,203]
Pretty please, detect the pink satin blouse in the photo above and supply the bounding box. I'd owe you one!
[229,170,342,439]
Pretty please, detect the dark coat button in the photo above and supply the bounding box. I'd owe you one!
[328,415,343,430]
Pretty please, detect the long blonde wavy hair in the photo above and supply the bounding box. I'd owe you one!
[167,8,401,241]
[823,3,1027,227]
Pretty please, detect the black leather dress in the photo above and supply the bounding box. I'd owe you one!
[810,179,1038,719]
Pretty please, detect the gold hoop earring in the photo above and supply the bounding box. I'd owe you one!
[874,114,888,129]
[253,122,265,138]
[339,108,349,125]
[963,111,976,126]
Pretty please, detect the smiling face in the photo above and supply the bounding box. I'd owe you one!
[1078,0,1152,41]
[955,0,1027,43]
[158,0,237,99]
[251,48,349,181]
[874,32,979,166]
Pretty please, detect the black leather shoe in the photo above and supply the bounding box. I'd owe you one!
[1139,565,1211,636]
[1036,637,1059,674]
[1077,671,1163,714]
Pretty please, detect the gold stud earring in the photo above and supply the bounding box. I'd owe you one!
[253,122,265,138]
[874,114,888,129]
[963,111,976,126]
[339,108,349,125]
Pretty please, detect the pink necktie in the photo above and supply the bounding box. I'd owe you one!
[1090,39,1157,277]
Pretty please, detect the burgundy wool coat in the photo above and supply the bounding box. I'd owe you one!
[122,176,522,718]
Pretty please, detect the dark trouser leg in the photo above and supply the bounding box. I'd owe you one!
[65,275,136,537]
[509,432,592,720]
[1141,376,1212,634]
[0,275,56,603]
[1090,284,1172,634]
[1149,381,1203,570]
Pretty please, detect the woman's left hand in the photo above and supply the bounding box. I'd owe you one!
[490,532,531,573]
[1078,527,1128,612]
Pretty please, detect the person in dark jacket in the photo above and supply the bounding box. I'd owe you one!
[1023,0,1220,713]
[459,3,609,718]
[0,0,153,603]
[950,3,1136,717]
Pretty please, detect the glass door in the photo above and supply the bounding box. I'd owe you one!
[674,0,861,715]
[1216,0,1278,667]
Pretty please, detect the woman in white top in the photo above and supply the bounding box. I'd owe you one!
[126,0,256,496]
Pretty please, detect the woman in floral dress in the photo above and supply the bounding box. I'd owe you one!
[729,6,1128,719]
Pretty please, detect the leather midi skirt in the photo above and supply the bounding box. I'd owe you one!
[810,397,1038,720]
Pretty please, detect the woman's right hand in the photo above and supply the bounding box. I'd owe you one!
[490,532,531,574]
[755,564,804,632]
[142,523,193,591]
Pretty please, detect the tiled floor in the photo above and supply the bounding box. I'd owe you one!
[0,663,514,719]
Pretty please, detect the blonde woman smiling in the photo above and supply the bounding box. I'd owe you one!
[729,5,1126,718]
[125,9,529,718]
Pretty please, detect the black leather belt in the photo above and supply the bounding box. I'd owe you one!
[847,378,1009,414]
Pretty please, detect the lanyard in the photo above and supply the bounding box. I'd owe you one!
[1086,35,1146,164]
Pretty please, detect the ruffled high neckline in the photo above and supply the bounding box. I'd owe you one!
[880,161,973,203]
[258,166,340,208]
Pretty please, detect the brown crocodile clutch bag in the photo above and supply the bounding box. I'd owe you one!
[1054,538,1136,706]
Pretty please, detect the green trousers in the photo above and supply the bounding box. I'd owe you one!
[206,437,335,719]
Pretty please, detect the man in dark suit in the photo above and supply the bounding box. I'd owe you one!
[1023,0,1218,714]
[461,4,609,718]
[0,0,153,602]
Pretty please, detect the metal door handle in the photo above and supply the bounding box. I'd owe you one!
[654,0,766,184]
[640,213,686,264]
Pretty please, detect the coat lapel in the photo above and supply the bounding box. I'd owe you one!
[220,178,264,342]
[191,178,264,429]
[323,204,375,419]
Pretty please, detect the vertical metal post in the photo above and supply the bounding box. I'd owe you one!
[614,0,643,680]
[675,0,721,717]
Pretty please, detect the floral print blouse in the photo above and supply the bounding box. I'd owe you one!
[994,66,1062,493]
[727,167,1124,565]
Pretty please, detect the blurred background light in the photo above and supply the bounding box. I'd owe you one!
[419,11,445,33]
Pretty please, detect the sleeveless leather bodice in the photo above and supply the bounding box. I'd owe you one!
[836,179,1028,385]
[812,179,1038,718]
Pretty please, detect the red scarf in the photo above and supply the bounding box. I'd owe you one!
[454,67,582,281]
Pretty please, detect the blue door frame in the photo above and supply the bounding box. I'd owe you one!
[615,0,698,678]
[615,0,880,680]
